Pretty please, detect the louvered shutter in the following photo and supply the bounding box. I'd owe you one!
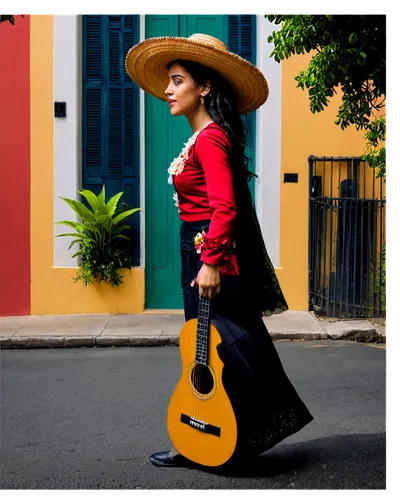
[83,15,104,179]
[227,15,256,183]
[83,15,140,265]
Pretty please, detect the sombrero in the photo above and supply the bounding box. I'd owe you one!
[125,33,269,115]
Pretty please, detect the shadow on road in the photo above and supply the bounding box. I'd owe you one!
[197,432,385,485]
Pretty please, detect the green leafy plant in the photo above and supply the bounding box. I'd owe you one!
[55,186,141,288]
[266,15,386,178]
[362,116,386,178]
[366,243,386,317]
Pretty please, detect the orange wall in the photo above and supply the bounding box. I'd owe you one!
[277,52,367,310]
[0,16,31,316]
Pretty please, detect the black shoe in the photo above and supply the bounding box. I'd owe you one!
[149,450,186,467]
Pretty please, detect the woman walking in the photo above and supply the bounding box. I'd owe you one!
[125,33,313,468]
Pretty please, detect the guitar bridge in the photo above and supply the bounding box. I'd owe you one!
[180,414,221,437]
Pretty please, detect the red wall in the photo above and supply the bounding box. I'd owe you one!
[0,16,31,315]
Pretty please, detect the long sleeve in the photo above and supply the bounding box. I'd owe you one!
[194,127,236,267]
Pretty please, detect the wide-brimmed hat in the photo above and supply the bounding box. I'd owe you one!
[125,33,269,115]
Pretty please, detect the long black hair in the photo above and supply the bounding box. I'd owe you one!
[166,59,256,181]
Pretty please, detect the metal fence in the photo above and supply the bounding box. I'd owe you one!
[308,156,386,318]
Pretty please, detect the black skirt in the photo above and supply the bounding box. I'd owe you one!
[180,220,314,458]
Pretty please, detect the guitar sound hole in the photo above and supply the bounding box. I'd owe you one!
[191,364,214,395]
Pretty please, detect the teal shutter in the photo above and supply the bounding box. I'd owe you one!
[184,15,225,37]
[83,15,140,265]
[227,15,256,198]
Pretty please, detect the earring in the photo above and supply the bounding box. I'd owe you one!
[200,96,204,104]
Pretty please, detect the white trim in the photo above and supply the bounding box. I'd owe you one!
[54,15,80,268]
[255,16,282,268]
[139,15,146,268]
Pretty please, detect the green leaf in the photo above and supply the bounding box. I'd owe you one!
[79,189,101,212]
[95,205,108,217]
[68,239,83,250]
[113,224,131,234]
[97,185,106,205]
[63,232,96,246]
[296,81,305,90]
[112,234,131,241]
[96,215,112,225]
[54,220,84,232]
[105,192,123,217]
[349,32,358,44]
[55,232,87,239]
[325,73,333,85]
[113,208,141,226]
[71,250,85,258]
[83,225,101,240]
[59,197,96,223]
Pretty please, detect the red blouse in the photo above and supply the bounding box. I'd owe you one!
[173,122,239,275]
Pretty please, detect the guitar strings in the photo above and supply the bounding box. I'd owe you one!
[196,297,203,418]
[194,296,210,419]
[195,297,202,418]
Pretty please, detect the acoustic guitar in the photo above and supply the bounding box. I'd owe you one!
[167,297,237,467]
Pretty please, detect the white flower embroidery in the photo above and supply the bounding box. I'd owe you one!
[168,123,213,211]
[167,131,200,185]
[172,191,180,213]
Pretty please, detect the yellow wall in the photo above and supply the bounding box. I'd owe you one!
[30,16,144,315]
[277,52,367,310]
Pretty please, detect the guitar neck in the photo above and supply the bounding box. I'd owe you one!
[195,297,210,365]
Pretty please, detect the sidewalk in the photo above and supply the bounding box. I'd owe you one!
[0,310,385,349]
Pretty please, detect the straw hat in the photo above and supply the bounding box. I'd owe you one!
[125,33,269,115]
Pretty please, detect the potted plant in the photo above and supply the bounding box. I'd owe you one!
[55,185,141,288]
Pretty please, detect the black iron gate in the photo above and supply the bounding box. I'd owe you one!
[309,156,386,318]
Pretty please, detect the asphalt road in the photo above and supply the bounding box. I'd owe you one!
[1,340,385,490]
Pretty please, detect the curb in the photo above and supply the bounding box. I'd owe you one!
[319,321,386,344]
[0,335,180,349]
[0,330,384,349]
[326,330,386,343]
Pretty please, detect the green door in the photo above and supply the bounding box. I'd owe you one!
[145,15,256,309]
